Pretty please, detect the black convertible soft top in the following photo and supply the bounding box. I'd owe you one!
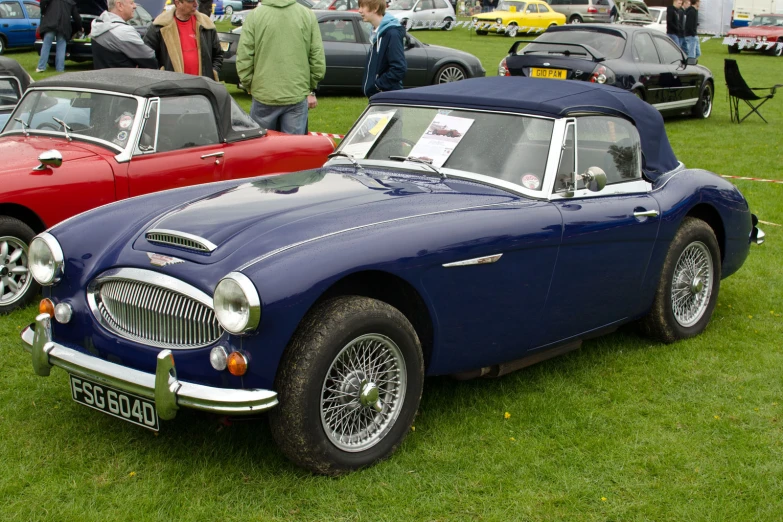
[0,56,32,93]
[32,69,262,142]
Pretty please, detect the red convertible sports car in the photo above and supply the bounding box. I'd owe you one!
[726,14,783,56]
[0,69,335,313]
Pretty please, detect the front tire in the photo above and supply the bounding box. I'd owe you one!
[441,17,454,30]
[435,63,466,83]
[728,44,740,54]
[0,217,38,314]
[269,296,424,475]
[224,5,233,15]
[692,81,713,119]
[641,217,721,343]
[506,23,518,37]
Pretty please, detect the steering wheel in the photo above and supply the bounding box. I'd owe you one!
[372,137,415,159]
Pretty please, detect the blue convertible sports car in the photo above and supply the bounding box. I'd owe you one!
[21,77,763,475]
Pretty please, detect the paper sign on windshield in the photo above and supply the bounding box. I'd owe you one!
[341,109,397,158]
[408,115,474,168]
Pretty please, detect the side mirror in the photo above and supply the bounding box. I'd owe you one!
[686,57,698,66]
[580,166,607,192]
[404,35,415,49]
[33,150,63,171]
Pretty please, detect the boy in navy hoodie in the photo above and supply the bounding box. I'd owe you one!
[358,0,407,98]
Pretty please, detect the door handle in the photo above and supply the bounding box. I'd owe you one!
[633,209,659,218]
[200,152,224,159]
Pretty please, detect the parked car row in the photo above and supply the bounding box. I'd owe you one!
[15,74,763,476]
[220,11,485,92]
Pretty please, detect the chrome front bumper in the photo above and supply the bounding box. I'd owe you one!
[21,313,278,420]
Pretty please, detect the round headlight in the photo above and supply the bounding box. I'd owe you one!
[28,232,64,285]
[213,272,260,335]
[496,18,503,24]
[472,17,478,23]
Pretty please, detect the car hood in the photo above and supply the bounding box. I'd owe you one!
[0,136,102,176]
[728,26,783,37]
[133,167,517,265]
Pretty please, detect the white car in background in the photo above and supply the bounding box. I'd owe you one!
[616,0,665,33]
[387,0,456,30]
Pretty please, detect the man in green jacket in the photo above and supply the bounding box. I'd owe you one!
[236,0,325,134]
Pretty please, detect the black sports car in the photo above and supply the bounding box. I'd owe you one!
[499,24,714,119]
[35,6,152,65]
[219,10,485,93]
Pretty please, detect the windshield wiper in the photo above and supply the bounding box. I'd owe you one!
[327,150,363,172]
[388,155,446,179]
[13,117,30,137]
[52,117,72,142]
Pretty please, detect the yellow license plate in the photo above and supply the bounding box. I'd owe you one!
[220,41,230,52]
[599,7,607,12]
[531,68,566,80]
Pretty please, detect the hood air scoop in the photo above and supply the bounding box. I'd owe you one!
[145,229,217,253]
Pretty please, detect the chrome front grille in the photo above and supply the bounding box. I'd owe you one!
[88,268,223,349]
[145,229,217,253]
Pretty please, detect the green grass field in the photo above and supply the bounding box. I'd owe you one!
[1,26,782,521]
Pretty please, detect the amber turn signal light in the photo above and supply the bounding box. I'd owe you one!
[227,352,248,376]
[39,298,55,317]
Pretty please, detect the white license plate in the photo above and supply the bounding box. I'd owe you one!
[70,375,159,431]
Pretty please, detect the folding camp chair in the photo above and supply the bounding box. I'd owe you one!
[724,59,783,123]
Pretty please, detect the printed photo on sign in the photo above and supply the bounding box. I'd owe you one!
[408,114,474,168]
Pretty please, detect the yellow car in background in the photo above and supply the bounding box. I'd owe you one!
[474,0,566,37]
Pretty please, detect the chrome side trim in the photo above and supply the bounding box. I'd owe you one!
[238,201,518,271]
[443,254,503,267]
[652,98,699,111]
[22,315,278,418]
[146,229,218,253]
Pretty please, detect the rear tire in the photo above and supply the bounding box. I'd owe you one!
[568,15,582,24]
[692,81,713,119]
[770,44,783,57]
[0,36,6,55]
[269,296,424,475]
[0,216,38,314]
[641,217,720,343]
[434,63,466,83]
[442,17,454,30]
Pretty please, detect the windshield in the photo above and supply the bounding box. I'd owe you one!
[6,90,140,149]
[498,1,525,11]
[523,30,626,60]
[0,78,20,107]
[750,16,783,27]
[312,0,333,7]
[388,0,415,10]
[339,105,554,191]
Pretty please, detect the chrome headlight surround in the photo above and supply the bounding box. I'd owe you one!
[496,18,503,24]
[213,272,261,335]
[28,232,64,286]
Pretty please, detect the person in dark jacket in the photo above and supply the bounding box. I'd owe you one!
[143,0,223,80]
[358,0,406,98]
[92,0,158,69]
[683,0,700,59]
[36,0,84,72]
[198,0,213,17]
[666,0,685,49]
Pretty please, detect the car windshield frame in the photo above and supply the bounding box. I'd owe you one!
[2,87,145,161]
[332,103,562,199]
[750,16,783,27]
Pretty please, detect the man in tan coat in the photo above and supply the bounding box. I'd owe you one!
[143,0,223,79]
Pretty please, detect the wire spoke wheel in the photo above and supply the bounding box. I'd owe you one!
[321,334,407,452]
[0,236,31,307]
[670,241,713,328]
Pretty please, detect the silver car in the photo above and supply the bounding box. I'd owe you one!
[387,0,457,30]
[545,0,612,24]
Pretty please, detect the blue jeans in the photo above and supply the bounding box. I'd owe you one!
[250,98,308,135]
[685,36,701,59]
[37,32,67,72]
[667,34,681,49]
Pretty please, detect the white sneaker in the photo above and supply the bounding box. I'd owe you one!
[35,68,45,73]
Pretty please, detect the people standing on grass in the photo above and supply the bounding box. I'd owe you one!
[235,0,325,134]
[666,0,684,48]
[358,0,407,98]
[36,0,84,73]
[92,0,158,70]
[143,0,224,79]
[684,0,701,59]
